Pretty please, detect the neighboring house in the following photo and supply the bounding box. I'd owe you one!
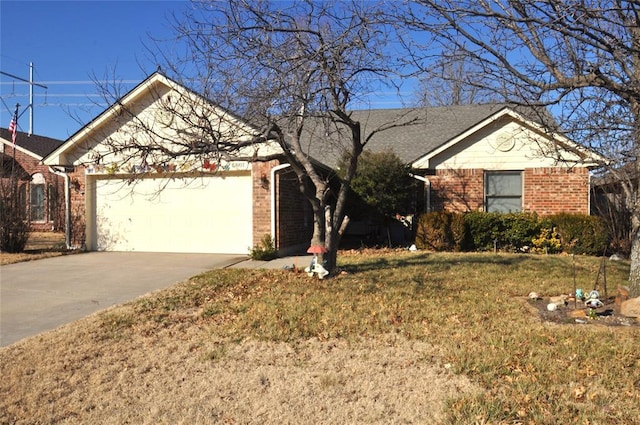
[42,72,599,255]
[0,128,65,231]
[305,105,599,217]
[43,72,312,254]
[589,167,633,254]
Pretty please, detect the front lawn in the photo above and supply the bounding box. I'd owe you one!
[1,251,638,424]
[0,232,67,265]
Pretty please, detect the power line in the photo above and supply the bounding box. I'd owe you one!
[0,79,141,85]
[1,93,105,98]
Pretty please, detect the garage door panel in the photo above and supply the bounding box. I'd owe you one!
[95,175,252,253]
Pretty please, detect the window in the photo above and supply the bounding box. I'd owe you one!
[485,171,522,213]
[30,173,46,222]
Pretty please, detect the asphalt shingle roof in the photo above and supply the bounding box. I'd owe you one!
[298,103,513,169]
[0,128,64,158]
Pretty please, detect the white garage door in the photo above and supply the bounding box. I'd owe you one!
[93,174,253,253]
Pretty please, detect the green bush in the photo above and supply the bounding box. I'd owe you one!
[531,227,562,254]
[249,234,278,260]
[464,211,504,251]
[414,211,609,255]
[549,213,609,255]
[501,212,544,252]
[414,212,455,251]
[414,211,469,251]
[450,212,468,251]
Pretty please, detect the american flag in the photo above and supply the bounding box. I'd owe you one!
[8,110,17,144]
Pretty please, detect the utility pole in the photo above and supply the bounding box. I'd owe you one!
[0,62,48,135]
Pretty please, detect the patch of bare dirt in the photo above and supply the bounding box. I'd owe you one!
[527,296,640,327]
[0,316,480,424]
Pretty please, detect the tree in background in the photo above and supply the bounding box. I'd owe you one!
[340,149,415,246]
[416,45,502,107]
[0,179,29,253]
[400,0,640,296]
[1,122,30,252]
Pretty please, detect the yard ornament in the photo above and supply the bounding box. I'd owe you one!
[585,289,604,319]
[305,245,329,279]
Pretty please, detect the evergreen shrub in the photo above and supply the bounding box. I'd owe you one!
[414,211,610,255]
[549,213,609,255]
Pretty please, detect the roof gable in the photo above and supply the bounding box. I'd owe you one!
[411,107,601,169]
[353,104,511,165]
[44,72,278,168]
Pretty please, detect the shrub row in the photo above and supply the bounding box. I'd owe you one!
[414,211,609,255]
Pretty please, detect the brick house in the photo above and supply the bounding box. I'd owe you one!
[0,128,65,231]
[306,104,599,217]
[42,72,598,255]
[43,73,312,254]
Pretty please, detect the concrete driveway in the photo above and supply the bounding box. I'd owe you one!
[0,252,247,347]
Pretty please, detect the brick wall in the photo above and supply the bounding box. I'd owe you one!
[428,167,590,215]
[1,149,65,231]
[251,160,312,253]
[67,167,87,248]
[275,166,312,251]
[429,168,485,213]
[252,161,276,247]
[523,167,590,215]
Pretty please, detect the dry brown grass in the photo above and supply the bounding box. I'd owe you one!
[1,251,639,424]
[0,232,67,265]
[1,324,473,424]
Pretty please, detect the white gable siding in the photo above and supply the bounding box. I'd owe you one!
[46,73,283,169]
[416,117,583,171]
[73,89,281,170]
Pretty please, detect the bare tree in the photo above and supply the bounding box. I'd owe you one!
[399,0,640,296]
[416,45,502,106]
[90,0,406,274]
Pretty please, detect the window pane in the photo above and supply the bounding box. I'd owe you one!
[48,184,58,220]
[485,171,522,213]
[487,197,522,213]
[486,172,521,196]
[30,184,45,221]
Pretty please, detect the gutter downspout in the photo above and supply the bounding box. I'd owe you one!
[587,171,592,215]
[48,166,72,250]
[271,163,291,250]
[410,173,431,213]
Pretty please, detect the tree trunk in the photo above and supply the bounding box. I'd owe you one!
[628,191,640,298]
[324,206,338,274]
[629,102,640,298]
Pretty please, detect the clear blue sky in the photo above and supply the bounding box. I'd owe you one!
[1,0,189,140]
[1,0,413,142]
